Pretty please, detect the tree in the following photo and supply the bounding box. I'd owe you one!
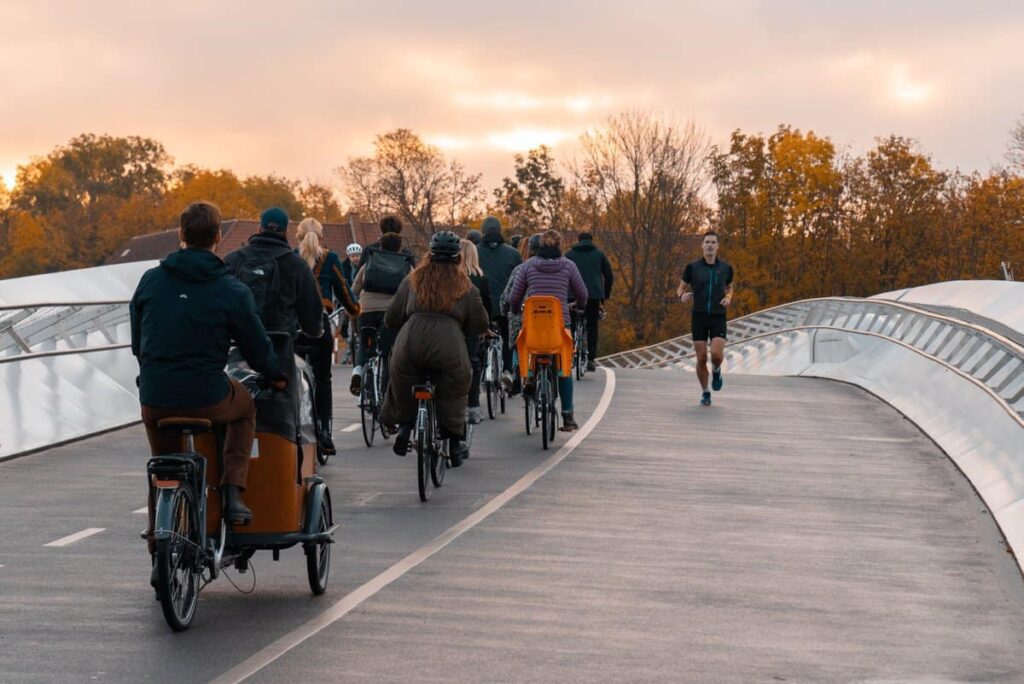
[572,111,711,347]
[10,134,171,267]
[241,175,305,219]
[443,160,486,227]
[299,182,344,222]
[1006,115,1024,172]
[493,146,565,233]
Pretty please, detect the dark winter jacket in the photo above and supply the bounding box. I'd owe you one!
[340,257,357,288]
[566,239,614,301]
[223,231,324,339]
[308,250,360,316]
[477,234,522,313]
[130,248,278,408]
[380,278,489,435]
[509,247,589,326]
[470,273,493,318]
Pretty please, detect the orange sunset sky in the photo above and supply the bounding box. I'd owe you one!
[2,0,1023,191]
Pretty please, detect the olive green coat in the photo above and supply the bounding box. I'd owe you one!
[380,278,489,434]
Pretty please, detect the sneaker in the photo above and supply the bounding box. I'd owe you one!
[448,438,467,468]
[466,406,482,424]
[350,368,363,396]
[712,367,723,392]
[560,411,579,432]
[500,371,515,393]
[700,391,712,406]
[586,361,597,373]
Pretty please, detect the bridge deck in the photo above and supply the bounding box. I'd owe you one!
[1,369,1022,681]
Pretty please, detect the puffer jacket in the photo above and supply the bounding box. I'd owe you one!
[508,246,588,326]
[477,234,522,314]
[380,277,489,434]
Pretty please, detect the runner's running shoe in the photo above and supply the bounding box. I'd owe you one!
[712,367,723,392]
[700,391,712,406]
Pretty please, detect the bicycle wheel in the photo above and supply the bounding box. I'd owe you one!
[499,389,506,415]
[360,365,375,447]
[372,358,389,440]
[524,392,533,435]
[155,486,200,632]
[417,406,432,502]
[540,373,551,450]
[430,423,446,488]
[305,494,331,595]
[485,380,496,419]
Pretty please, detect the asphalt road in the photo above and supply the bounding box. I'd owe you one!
[1,368,1023,682]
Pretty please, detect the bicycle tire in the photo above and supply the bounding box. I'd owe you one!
[485,380,496,419]
[540,372,550,450]
[305,494,331,595]
[155,486,200,632]
[500,390,506,415]
[417,404,432,501]
[524,394,533,435]
[430,404,446,487]
[373,358,390,440]
[360,366,375,447]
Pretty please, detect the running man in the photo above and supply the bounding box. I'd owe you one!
[677,231,734,406]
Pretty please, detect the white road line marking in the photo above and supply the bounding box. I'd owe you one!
[44,528,106,547]
[132,506,148,514]
[211,368,617,684]
[340,423,360,433]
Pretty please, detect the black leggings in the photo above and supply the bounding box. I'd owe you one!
[297,314,334,430]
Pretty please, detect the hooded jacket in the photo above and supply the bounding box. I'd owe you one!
[477,217,522,311]
[223,231,324,339]
[508,246,589,326]
[130,248,278,408]
[566,239,614,301]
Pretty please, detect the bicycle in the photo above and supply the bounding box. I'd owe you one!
[146,415,334,632]
[532,356,560,450]
[482,329,507,419]
[411,379,448,501]
[294,343,330,466]
[572,308,588,381]
[358,326,392,448]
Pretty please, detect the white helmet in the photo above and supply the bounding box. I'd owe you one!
[346,243,363,256]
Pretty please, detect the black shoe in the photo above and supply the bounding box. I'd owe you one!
[393,425,411,456]
[222,484,253,525]
[349,372,362,396]
[586,361,597,372]
[523,378,535,397]
[448,438,466,468]
[560,411,579,432]
[319,428,336,455]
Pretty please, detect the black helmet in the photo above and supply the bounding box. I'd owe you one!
[527,233,542,256]
[429,230,462,262]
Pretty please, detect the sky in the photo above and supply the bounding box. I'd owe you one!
[2,0,1023,195]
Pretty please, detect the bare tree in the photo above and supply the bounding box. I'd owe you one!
[1007,115,1024,172]
[571,111,711,344]
[444,159,486,227]
[338,156,386,222]
[493,145,566,233]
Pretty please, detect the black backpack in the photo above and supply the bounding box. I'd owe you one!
[231,249,285,325]
[363,248,414,295]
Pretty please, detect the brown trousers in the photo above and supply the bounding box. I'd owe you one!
[141,378,256,488]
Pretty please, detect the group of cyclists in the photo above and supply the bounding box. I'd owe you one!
[130,200,734,529]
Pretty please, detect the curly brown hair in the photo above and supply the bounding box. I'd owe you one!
[409,255,472,313]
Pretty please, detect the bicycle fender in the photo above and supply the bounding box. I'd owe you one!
[303,480,333,536]
[152,487,179,542]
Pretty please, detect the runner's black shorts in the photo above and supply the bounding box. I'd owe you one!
[691,312,727,341]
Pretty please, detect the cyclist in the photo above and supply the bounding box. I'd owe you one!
[500,233,541,391]
[223,207,324,342]
[677,230,734,406]
[382,232,489,466]
[508,229,588,431]
[341,243,362,287]
[565,231,613,371]
[295,218,361,454]
[477,216,522,386]
[466,229,483,246]
[350,232,412,396]
[461,239,492,424]
[130,201,286,530]
[364,215,417,263]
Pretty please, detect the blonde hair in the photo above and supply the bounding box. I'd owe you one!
[296,217,324,269]
[461,239,483,277]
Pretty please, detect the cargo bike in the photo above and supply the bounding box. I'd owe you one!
[144,333,336,631]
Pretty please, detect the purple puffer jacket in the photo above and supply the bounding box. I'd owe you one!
[508,249,588,325]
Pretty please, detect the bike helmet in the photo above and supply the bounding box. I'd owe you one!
[346,243,363,256]
[429,230,462,262]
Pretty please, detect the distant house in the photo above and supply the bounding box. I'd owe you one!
[105,215,382,265]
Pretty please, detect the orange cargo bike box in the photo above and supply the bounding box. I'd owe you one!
[516,295,574,379]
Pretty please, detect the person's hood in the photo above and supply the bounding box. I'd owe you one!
[481,215,502,236]
[570,241,597,253]
[482,232,506,247]
[248,231,291,248]
[532,248,567,272]
[160,248,229,282]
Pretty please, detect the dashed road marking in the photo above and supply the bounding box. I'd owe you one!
[132,506,148,514]
[340,423,360,433]
[45,528,106,547]
[210,368,617,684]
